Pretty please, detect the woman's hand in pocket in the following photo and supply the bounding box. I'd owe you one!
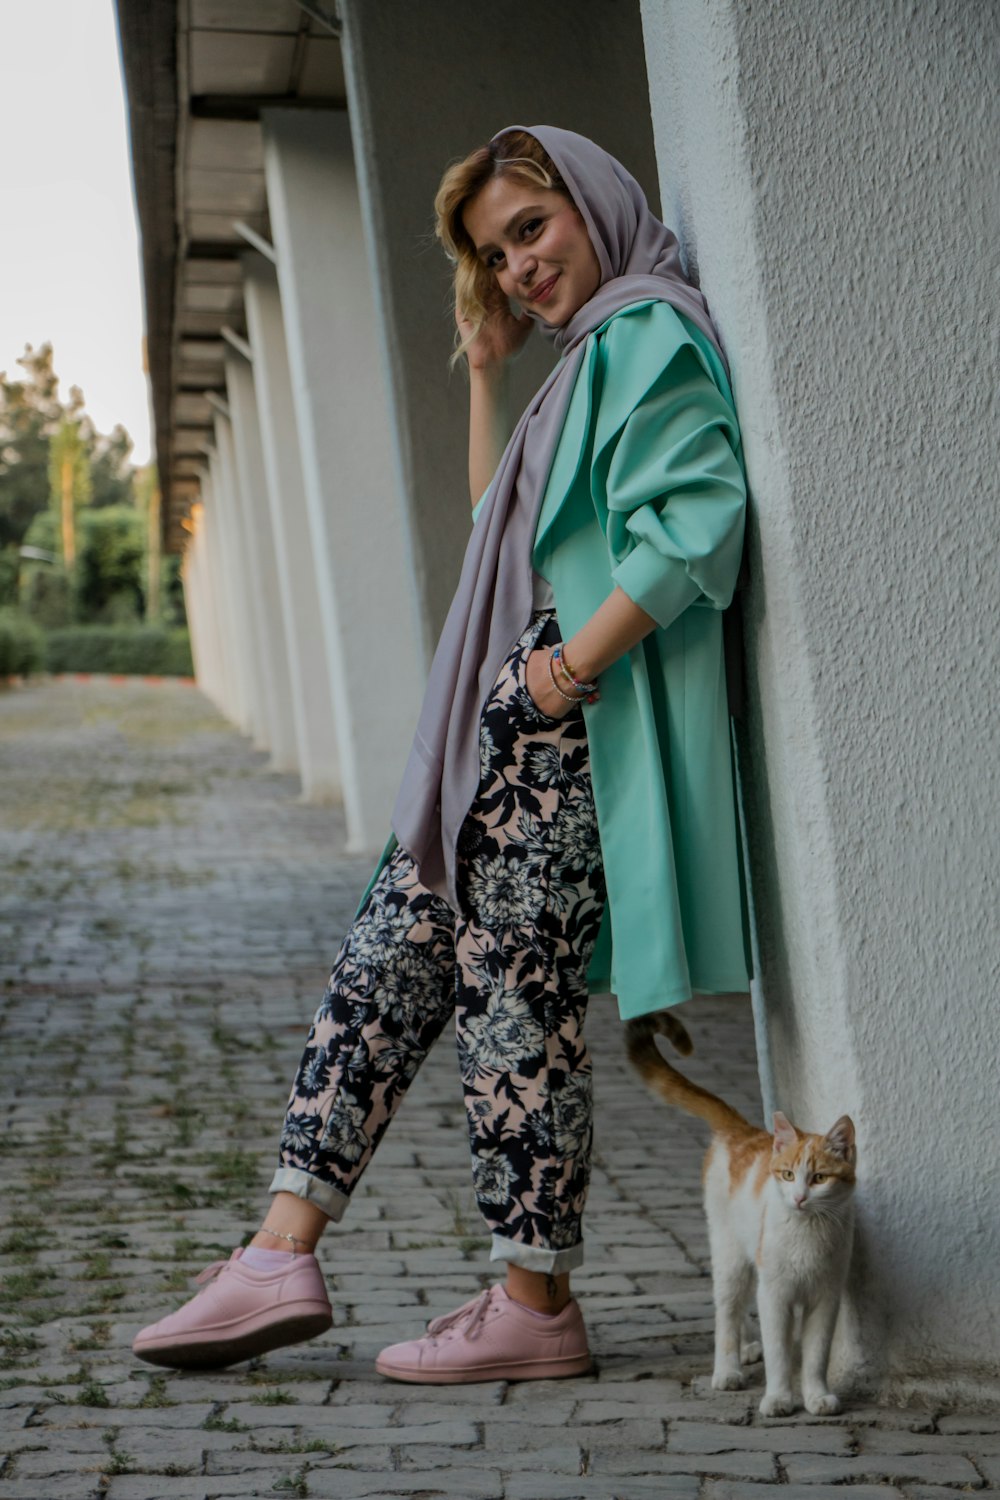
[525,648,578,721]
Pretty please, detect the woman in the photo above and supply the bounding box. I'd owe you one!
[132,124,751,1384]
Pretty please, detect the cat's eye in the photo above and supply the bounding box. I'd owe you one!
[811,1173,827,1184]
[781,1169,795,1181]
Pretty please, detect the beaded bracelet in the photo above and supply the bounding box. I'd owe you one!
[547,650,584,703]
[553,645,601,703]
[555,645,598,694]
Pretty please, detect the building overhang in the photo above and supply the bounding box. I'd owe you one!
[115,0,345,552]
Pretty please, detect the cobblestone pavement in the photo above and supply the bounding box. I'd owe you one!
[1,677,997,1500]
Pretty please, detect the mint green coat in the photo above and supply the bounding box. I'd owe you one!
[532,298,751,1018]
[360,298,752,1021]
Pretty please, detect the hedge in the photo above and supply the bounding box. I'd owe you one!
[0,609,46,677]
[44,626,194,677]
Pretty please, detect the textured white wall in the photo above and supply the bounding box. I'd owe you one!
[641,0,1000,1395]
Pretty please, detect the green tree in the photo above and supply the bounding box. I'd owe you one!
[19,511,72,627]
[2,342,151,633]
[48,405,92,567]
[1,343,137,555]
[90,423,135,509]
[133,463,161,620]
[0,343,62,550]
[162,554,188,629]
[74,507,146,623]
[0,546,20,606]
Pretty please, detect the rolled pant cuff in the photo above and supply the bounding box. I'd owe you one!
[268,1167,350,1223]
[489,1233,585,1275]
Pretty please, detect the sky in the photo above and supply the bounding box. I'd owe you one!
[0,0,151,464]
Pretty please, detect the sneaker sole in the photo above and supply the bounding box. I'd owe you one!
[374,1350,594,1384]
[133,1307,333,1370]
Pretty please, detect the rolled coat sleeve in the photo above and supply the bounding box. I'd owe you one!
[592,317,747,633]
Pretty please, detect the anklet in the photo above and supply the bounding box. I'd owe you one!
[259,1224,312,1251]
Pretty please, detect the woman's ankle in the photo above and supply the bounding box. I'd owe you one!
[252,1192,328,1255]
[504,1265,571,1315]
[249,1228,315,1253]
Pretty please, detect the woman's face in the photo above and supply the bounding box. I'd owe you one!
[462,175,601,327]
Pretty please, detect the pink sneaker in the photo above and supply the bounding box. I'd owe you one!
[132,1248,333,1370]
[375,1283,593,1384]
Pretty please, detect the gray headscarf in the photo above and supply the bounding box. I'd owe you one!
[391,124,729,909]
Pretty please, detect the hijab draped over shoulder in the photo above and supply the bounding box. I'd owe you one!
[392,125,729,910]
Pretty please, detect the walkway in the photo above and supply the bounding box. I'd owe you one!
[0,678,995,1499]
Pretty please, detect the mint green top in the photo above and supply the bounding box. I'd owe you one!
[359,298,752,1021]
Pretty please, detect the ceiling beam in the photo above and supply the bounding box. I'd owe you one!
[233,220,277,264]
[189,94,346,121]
[221,326,254,362]
[184,242,242,259]
[291,1,341,37]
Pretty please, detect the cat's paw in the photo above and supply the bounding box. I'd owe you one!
[759,1390,797,1418]
[740,1340,763,1365]
[711,1369,747,1391]
[804,1390,841,1416]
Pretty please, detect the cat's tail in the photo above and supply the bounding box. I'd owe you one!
[625,1013,754,1135]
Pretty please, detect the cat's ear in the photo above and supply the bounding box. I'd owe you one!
[772,1111,798,1152]
[824,1115,857,1165]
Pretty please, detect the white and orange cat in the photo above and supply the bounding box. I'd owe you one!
[626,1013,856,1417]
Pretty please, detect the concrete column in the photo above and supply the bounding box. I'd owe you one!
[224,349,299,774]
[180,544,202,678]
[186,499,227,713]
[241,254,341,802]
[339,0,658,659]
[210,415,267,744]
[197,507,230,710]
[180,514,214,697]
[640,0,1000,1397]
[197,464,243,726]
[261,108,423,853]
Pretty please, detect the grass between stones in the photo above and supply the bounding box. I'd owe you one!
[257,1439,339,1457]
[0,1266,57,1309]
[204,1409,248,1433]
[271,1468,310,1498]
[0,1228,38,1259]
[101,1428,135,1476]
[0,1327,42,1369]
[69,1321,112,1353]
[76,1371,112,1407]
[249,1387,298,1405]
[77,1280,129,1317]
[134,1373,175,1408]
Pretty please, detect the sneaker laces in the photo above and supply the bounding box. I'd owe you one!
[426,1287,496,1343]
[193,1249,241,1289]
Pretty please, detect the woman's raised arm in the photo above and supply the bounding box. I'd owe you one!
[467,363,512,507]
[457,300,532,507]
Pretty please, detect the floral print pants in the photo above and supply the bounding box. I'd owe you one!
[268,611,608,1273]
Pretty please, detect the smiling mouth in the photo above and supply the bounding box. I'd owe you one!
[528,274,559,304]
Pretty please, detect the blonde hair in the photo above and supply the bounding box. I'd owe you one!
[434,130,569,366]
